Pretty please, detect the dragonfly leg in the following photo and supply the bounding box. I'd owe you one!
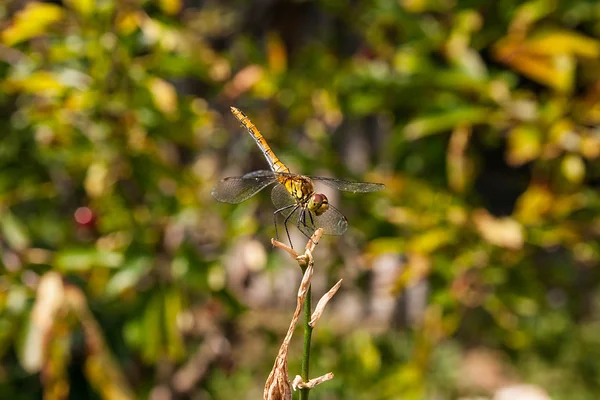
[308,209,315,227]
[296,209,313,240]
[280,204,300,249]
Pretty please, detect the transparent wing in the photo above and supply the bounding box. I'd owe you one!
[271,184,348,236]
[271,182,296,209]
[211,170,278,204]
[308,176,385,193]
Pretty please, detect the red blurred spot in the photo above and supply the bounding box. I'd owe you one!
[74,207,94,225]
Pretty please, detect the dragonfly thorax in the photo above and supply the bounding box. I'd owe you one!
[284,175,315,202]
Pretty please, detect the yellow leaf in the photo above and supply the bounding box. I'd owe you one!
[514,185,553,225]
[159,0,182,15]
[580,134,600,159]
[523,30,600,58]
[267,32,287,74]
[561,154,585,184]
[116,11,142,35]
[85,162,109,198]
[5,71,64,94]
[148,77,178,117]
[493,37,575,92]
[1,2,64,46]
[506,125,542,166]
[64,0,95,16]
[406,228,454,254]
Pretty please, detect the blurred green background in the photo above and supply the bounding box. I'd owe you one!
[1,0,600,399]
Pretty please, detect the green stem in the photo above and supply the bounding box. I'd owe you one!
[300,277,313,400]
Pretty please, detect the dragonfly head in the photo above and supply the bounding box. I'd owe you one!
[308,193,329,216]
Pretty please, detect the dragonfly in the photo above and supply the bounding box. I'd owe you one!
[211,107,385,248]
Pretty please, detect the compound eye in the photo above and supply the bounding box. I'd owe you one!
[309,193,329,216]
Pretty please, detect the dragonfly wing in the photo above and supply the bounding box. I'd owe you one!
[309,176,385,193]
[310,204,348,235]
[292,205,348,237]
[271,182,296,209]
[211,170,277,204]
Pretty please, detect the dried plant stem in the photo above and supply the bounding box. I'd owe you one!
[270,229,328,400]
[300,279,313,400]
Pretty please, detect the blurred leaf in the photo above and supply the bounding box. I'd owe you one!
[514,184,554,225]
[267,32,287,75]
[524,30,600,58]
[164,287,185,360]
[55,249,124,272]
[4,71,65,95]
[64,0,95,16]
[406,228,454,254]
[84,162,110,198]
[158,0,183,15]
[561,153,585,184]
[404,107,492,140]
[104,257,152,298]
[142,293,163,362]
[18,273,64,373]
[148,77,178,117]
[492,29,600,92]
[0,211,30,251]
[473,210,525,250]
[1,2,64,46]
[506,125,542,166]
[366,237,406,255]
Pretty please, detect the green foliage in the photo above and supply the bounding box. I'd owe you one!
[1,0,600,399]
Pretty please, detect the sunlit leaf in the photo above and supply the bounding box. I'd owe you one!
[492,29,600,92]
[406,228,454,254]
[506,125,542,166]
[514,185,554,225]
[1,2,64,46]
[4,71,65,95]
[0,211,30,251]
[147,77,178,117]
[142,293,163,362]
[473,209,524,250]
[64,0,95,16]
[164,287,185,360]
[158,0,182,15]
[561,154,585,184]
[116,11,142,34]
[523,30,600,58]
[267,32,287,75]
[105,257,152,298]
[84,162,110,198]
[404,107,492,140]
[18,273,64,373]
[55,249,124,271]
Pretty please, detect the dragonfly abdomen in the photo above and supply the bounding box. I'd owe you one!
[230,107,290,174]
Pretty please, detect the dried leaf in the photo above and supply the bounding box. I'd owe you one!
[148,77,178,117]
[309,279,342,327]
[473,210,524,250]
